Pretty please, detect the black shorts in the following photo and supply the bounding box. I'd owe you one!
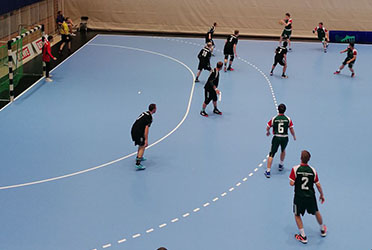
[131,131,145,146]
[269,136,289,157]
[273,56,285,66]
[204,88,217,105]
[293,196,319,216]
[224,48,234,56]
[343,58,355,68]
[61,34,71,43]
[205,38,215,46]
[198,61,211,71]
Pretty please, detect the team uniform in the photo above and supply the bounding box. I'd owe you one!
[314,26,327,42]
[223,34,238,60]
[131,111,153,146]
[281,18,293,39]
[205,26,215,45]
[343,48,357,68]
[289,164,320,216]
[197,47,212,71]
[273,45,287,66]
[204,68,220,105]
[267,114,293,157]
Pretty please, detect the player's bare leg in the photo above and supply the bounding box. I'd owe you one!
[315,211,327,236]
[335,64,345,74]
[195,70,202,82]
[224,58,228,72]
[135,145,146,170]
[349,67,355,77]
[278,150,285,170]
[266,156,273,172]
[294,215,308,243]
[288,39,291,50]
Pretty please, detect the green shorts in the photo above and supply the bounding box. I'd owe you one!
[281,30,292,39]
[269,136,288,157]
[318,36,326,42]
[293,196,319,216]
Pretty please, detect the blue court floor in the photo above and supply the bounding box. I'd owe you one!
[0,35,371,250]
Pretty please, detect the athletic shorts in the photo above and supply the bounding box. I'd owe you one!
[318,36,326,42]
[224,48,234,56]
[343,58,355,68]
[198,61,211,71]
[131,131,145,146]
[273,56,285,66]
[269,136,289,157]
[205,38,215,46]
[61,34,71,43]
[281,30,292,39]
[204,88,217,105]
[293,196,319,216]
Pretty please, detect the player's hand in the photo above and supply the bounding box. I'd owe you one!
[266,131,270,136]
[144,140,148,147]
[293,135,297,141]
[215,89,220,95]
[235,53,238,57]
[312,30,315,34]
[319,195,325,204]
[53,57,57,60]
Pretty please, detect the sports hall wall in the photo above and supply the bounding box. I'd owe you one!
[64,0,372,37]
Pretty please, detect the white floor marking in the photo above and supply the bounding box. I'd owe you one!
[171,218,179,223]
[213,197,219,202]
[203,202,210,207]
[236,182,241,186]
[132,234,141,239]
[229,187,234,192]
[243,177,248,182]
[159,224,167,228]
[263,159,267,162]
[249,173,253,176]
[259,163,263,167]
[183,213,190,218]
[0,39,196,191]
[254,168,258,172]
[117,238,127,244]
[102,243,111,248]
[146,228,154,233]
[221,192,227,197]
[193,208,200,212]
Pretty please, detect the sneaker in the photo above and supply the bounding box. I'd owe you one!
[295,234,307,244]
[45,77,53,82]
[270,72,273,76]
[324,49,327,53]
[281,74,288,79]
[227,67,234,71]
[334,71,340,75]
[213,108,222,115]
[264,170,271,178]
[278,164,284,171]
[136,164,146,170]
[351,73,355,78]
[195,78,200,82]
[289,48,292,51]
[224,67,227,72]
[200,111,208,117]
[321,225,327,237]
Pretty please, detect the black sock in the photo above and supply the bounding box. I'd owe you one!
[136,158,141,165]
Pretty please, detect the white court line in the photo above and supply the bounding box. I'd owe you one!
[0,35,99,113]
[0,40,196,190]
[117,238,127,244]
[102,243,111,248]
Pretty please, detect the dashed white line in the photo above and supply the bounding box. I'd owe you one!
[254,168,258,172]
[243,177,248,182]
[213,197,219,202]
[193,208,200,212]
[132,234,141,239]
[229,187,235,192]
[263,159,267,162]
[118,238,127,244]
[221,192,227,197]
[146,228,154,233]
[203,202,210,207]
[249,173,253,177]
[159,223,167,228]
[171,218,179,223]
[183,213,190,218]
[259,163,263,167]
[236,182,241,187]
[102,243,111,248]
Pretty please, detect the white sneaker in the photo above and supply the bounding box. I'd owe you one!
[45,77,53,82]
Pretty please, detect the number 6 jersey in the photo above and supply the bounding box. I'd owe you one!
[289,164,319,198]
[267,114,293,137]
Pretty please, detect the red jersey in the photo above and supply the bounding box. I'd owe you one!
[42,41,54,62]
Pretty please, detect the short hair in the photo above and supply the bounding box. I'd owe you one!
[349,42,355,47]
[57,11,62,15]
[286,13,291,17]
[301,150,311,164]
[48,35,53,41]
[207,42,212,47]
[157,248,167,250]
[278,103,286,113]
[216,61,223,69]
[283,41,288,47]
[234,30,239,35]
[213,22,217,26]
[319,22,323,25]
[149,103,156,112]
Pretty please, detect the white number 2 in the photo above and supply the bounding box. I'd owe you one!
[301,177,309,190]
[278,122,284,133]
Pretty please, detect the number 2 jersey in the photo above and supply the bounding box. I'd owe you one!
[289,164,319,198]
[267,114,293,137]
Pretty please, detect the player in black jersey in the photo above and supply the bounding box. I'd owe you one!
[223,30,239,72]
[205,22,217,55]
[289,150,327,244]
[334,42,357,77]
[131,104,157,170]
[200,61,223,117]
[313,22,329,52]
[195,42,212,82]
[270,41,288,78]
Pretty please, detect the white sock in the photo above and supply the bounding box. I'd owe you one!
[299,228,306,237]
[266,168,271,172]
[320,224,324,230]
[280,160,284,165]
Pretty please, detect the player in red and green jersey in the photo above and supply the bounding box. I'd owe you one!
[264,103,296,178]
[279,13,293,50]
[334,42,357,77]
[289,150,327,244]
[313,22,329,53]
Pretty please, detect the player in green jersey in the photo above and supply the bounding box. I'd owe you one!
[264,103,296,178]
[334,42,357,77]
[313,22,329,53]
[289,150,327,244]
[279,13,293,50]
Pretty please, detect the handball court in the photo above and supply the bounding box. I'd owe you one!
[0,35,371,250]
